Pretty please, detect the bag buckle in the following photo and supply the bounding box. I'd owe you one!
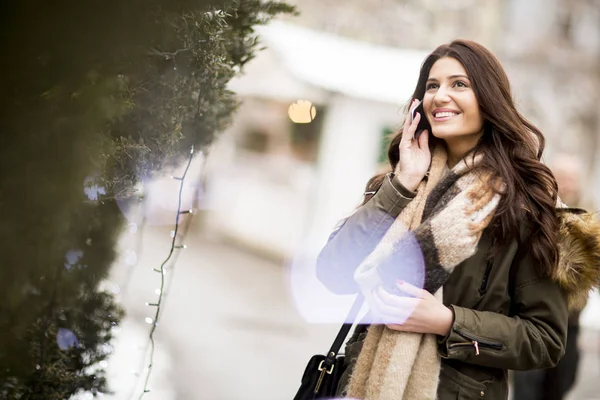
[318,360,335,374]
[314,360,335,394]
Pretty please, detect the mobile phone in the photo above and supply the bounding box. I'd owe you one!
[410,100,430,139]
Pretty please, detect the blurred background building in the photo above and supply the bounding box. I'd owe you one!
[106,1,600,399]
[207,0,600,260]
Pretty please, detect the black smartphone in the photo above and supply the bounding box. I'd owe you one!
[410,100,430,139]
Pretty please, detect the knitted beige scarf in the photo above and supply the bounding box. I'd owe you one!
[346,145,502,400]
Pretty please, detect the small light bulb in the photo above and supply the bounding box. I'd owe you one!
[145,317,153,324]
[128,223,138,233]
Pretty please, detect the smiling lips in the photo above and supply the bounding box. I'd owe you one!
[432,109,460,122]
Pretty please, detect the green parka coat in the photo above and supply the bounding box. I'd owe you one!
[316,173,600,400]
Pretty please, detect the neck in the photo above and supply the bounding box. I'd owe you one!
[444,136,482,169]
[446,144,472,169]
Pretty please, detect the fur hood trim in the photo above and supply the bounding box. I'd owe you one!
[554,208,600,310]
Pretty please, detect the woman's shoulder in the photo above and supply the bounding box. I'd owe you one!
[509,207,600,310]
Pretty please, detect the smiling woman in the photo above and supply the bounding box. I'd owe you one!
[312,39,600,400]
[423,57,485,167]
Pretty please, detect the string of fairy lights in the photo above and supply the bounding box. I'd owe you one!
[135,145,196,399]
[160,152,209,312]
[112,98,316,398]
[124,99,316,397]
[117,148,209,400]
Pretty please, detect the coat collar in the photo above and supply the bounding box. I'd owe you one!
[554,207,600,310]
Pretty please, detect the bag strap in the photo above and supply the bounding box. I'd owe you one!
[325,294,365,360]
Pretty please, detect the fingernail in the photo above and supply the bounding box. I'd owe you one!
[397,280,404,286]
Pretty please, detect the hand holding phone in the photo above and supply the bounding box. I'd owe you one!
[410,100,429,140]
[394,99,432,191]
[410,100,421,124]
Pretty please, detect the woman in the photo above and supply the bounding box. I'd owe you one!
[316,40,600,400]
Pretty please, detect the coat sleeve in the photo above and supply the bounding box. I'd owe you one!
[437,251,568,370]
[316,173,416,294]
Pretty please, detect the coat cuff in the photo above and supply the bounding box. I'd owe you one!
[373,172,416,217]
[437,305,472,360]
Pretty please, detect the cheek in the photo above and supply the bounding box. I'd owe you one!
[470,110,484,128]
[464,100,483,126]
[422,96,434,114]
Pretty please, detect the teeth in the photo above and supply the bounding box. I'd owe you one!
[435,111,458,118]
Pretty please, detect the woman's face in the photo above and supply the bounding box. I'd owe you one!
[422,57,484,146]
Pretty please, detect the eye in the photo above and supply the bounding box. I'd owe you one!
[453,80,469,88]
[425,82,438,90]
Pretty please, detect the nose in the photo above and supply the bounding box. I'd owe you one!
[433,85,451,105]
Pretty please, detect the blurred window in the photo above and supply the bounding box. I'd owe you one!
[289,106,325,164]
[231,97,325,165]
[237,128,269,154]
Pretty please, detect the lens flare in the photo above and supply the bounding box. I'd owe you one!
[289,225,425,325]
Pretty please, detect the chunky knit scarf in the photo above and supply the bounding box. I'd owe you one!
[346,145,502,400]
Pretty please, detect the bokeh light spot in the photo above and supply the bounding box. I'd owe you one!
[124,249,137,266]
[83,176,106,201]
[128,222,138,233]
[64,249,84,270]
[110,284,121,295]
[288,100,317,123]
[56,328,79,350]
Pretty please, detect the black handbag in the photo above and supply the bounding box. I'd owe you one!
[293,295,364,400]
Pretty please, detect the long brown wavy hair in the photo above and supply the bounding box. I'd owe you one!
[366,39,559,276]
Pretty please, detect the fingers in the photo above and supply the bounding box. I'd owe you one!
[401,100,421,145]
[406,113,421,142]
[395,280,427,298]
[401,113,421,146]
[386,324,406,331]
[370,286,418,324]
[417,129,429,149]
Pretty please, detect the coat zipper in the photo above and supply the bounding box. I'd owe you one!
[478,259,494,295]
[448,329,503,355]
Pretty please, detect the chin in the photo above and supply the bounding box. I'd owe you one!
[431,126,471,139]
[430,128,455,139]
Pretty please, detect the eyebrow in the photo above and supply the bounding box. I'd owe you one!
[427,74,469,82]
